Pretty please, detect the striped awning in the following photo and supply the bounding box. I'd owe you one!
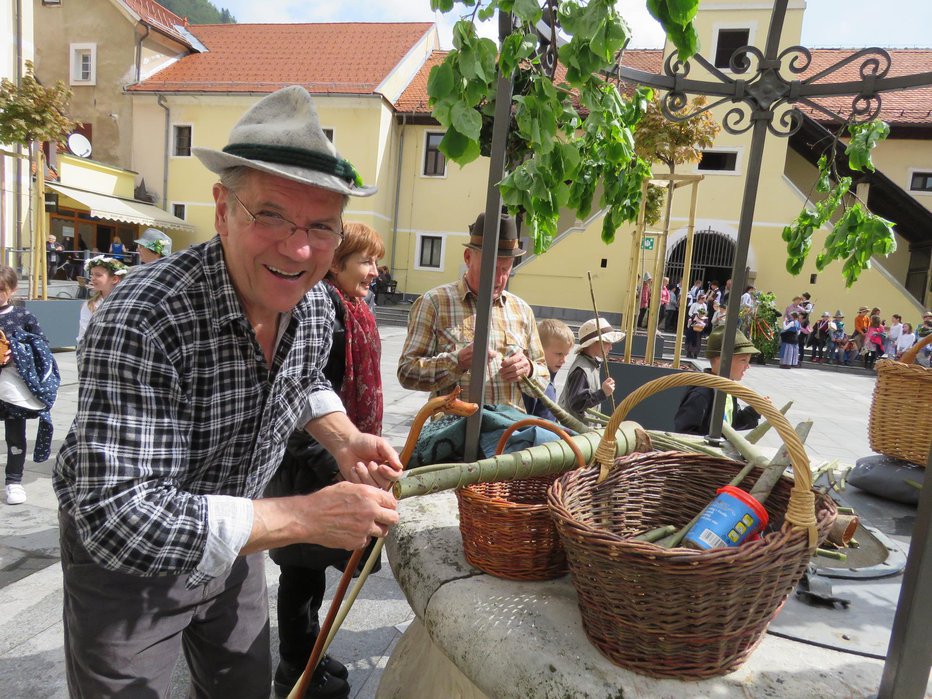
[47,183,195,232]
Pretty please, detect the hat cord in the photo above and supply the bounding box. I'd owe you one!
[223,143,361,186]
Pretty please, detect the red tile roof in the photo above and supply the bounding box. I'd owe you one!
[394,48,931,127]
[122,0,192,47]
[130,22,434,95]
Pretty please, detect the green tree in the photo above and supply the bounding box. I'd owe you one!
[157,0,236,24]
[427,0,701,253]
[0,61,76,147]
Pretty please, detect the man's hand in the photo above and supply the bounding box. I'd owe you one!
[246,482,399,554]
[455,343,496,372]
[332,431,403,491]
[499,351,531,383]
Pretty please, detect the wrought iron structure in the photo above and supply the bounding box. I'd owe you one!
[465,0,932,694]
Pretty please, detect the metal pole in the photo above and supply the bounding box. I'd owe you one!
[876,444,932,699]
[463,11,514,461]
[707,0,789,442]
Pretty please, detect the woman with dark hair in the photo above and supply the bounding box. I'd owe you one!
[265,222,385,699]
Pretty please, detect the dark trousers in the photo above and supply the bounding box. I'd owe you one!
[60,510,271,698]
[4,418,26,485]
[276,564,327,667]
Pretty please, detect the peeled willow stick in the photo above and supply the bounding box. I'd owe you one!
[394,426,649,500]
[519,375,590,433]
[587,270,615,410]
[745,401,794,444]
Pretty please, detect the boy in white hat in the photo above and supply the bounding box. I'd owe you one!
[558,317,624,424]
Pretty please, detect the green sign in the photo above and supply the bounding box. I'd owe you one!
[641,236,655,250]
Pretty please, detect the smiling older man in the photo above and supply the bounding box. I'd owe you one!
[53,86,402,698]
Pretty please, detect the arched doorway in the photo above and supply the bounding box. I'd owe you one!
[665,227,736,289]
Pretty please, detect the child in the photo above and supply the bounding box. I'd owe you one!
[895,322,915,360]
[863,315,886,369]
[0,266,58,504]
[674,327,761,435]
[558,318,624,425]
[523,318,574,422]
[684,305,707,359]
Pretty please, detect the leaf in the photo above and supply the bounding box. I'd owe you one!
[451,101,483,141]
[440,128,481,165]
[666,0,700,27]
[512,0,543,24]
[427,62,455,102]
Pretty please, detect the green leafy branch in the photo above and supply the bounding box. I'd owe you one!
[426,0,701,254]
[782,120,895,287]
[0,62,76,147]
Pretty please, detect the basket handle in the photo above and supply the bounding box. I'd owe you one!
[898,331,932,365]
[495,417,587,469]
[594,372,818,549]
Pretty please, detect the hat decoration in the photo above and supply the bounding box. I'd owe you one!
[135,228,172,258]
[193,86,375,198]
[85,255,128,276]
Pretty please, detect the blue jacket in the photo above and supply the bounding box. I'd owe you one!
[3,330,60,461]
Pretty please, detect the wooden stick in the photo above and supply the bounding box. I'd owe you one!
[745,401,794,444]
[586,270,615,409]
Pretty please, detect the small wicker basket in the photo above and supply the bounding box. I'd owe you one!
[548,372,836,679]
[457,418,585,581]
[868,332,932,466]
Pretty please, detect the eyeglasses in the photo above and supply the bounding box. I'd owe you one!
[226,188,343,251]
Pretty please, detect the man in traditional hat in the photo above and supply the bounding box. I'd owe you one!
[134,227,173,264]
[397,211,548,410]
[674,326,762,435]
[53,86,402,698]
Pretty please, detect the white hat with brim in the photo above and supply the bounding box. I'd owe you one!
[577,317,624,349]
[192,86,376,198]
[135,228,172,257]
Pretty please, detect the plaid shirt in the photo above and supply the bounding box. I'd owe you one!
[54,237,344,587]
[397,277,547,409]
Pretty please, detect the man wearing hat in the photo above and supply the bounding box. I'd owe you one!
[134,227,173,264]
[674,326,762,435]
[54,86,402,698]
[397,211,548,410]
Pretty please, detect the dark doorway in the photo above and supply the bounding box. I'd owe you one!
[665,228,736,290]
[96,225,114,254]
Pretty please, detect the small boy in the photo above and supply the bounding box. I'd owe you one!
[523,318,574,422]
[558,318,624,425]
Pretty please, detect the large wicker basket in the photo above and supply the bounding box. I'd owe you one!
[457,419,584,581]
[868,332,932,466]
[548,373,836,679]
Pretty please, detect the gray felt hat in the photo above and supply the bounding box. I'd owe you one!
[193,86,376,198]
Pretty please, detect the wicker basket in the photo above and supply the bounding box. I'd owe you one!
[457,418,585,581]
[548,372,836,679]
[868,332,932,466]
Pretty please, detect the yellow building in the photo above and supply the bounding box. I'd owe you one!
[32,0,929,323]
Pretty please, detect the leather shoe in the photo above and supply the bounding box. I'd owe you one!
[320,654,348,680]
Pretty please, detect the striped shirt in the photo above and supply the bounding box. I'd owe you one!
[54,236,344,587]
[397,277,547,410]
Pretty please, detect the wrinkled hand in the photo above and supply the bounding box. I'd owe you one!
[334,432,403,491]
[304,482,399,550]
[499,351,531,383]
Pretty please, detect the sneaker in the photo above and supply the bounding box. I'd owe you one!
[5,483,26,505]
[274,659,350,699]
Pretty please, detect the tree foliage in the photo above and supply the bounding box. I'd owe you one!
[427,0,701,253]
[634,94,719,223]
[0,61,76,147]
[782,120,895,287]
[156,0,236,24]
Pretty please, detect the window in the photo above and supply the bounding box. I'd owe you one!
[910,171,932,193]
[418,235,443,268]
[714,29,750,69]
[423,132,446,177]
[69,43,96,85]
[172,204,186,220]
[697,150,738,172]
[173,125,192,157]
[42,0,62,5]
